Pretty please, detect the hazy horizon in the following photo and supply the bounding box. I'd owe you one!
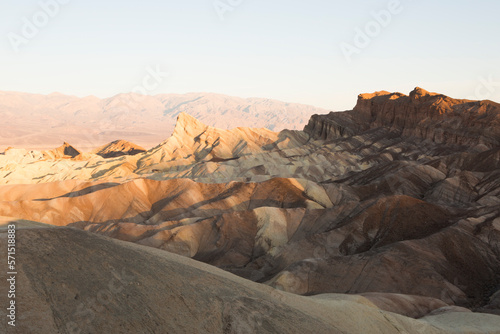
[1,0,499,110]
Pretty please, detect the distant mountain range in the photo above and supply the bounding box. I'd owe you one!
[0,91,327,150]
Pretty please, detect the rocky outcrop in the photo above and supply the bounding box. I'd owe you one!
[43,142,81,159]
[305,87,500,149]
[135,112,309,170]
[2,142,82,161]
[303,111,361,140]
[93,139,146,158]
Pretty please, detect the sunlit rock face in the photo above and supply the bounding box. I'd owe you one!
[305,87,500,149]
[92,139,146,158]
[1,88,500,329]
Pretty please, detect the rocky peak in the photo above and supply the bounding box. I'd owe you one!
[306,88,500,149]
[54,142,81,158]
[409,87,435,100]
[2,146,14,153]
[93,139,146,158]
[62,142,81,157]
[357,90,392,101]
[172,112,209,139]
[137,112,287,169]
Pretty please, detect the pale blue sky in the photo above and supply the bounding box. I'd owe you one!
[0,0,499,110]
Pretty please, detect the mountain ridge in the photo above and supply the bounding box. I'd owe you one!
[305,87,500,149]
[0,90,327,150]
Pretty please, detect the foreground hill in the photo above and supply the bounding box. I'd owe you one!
[1,220,499,333]
[0,88,499,331]
[0,91,326,150]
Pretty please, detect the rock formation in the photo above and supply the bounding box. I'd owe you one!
[93,139,146,158]
[0,88,499,332]
[43,142,81,159]
[305,87,500,149]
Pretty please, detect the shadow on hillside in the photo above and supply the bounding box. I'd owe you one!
[34,182,120,201]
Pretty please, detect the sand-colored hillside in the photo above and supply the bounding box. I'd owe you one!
[1,222,499,333]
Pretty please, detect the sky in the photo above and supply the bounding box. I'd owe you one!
[0,0,499,110]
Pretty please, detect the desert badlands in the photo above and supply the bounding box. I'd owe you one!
[1,88,500,333]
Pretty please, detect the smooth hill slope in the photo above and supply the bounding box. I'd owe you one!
[1,221,499,333]
[1,177,499,316]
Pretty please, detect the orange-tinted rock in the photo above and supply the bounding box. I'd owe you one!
[305,87,500,148]
[43,142,81,159]
[93,139,146,158]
